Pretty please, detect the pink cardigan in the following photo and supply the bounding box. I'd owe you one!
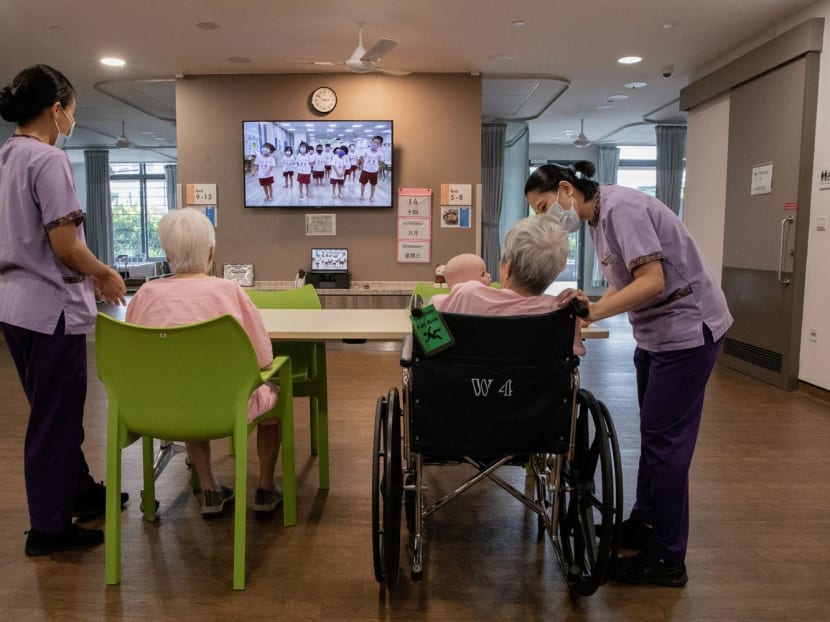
[125,276,278,422]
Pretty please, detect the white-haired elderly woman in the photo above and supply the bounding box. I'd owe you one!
[431,214,586,354]
[125,208,282,517]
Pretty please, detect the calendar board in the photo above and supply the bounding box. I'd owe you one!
[397,188,432,263]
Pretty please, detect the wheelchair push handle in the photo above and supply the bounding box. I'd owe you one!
[570,298,590,318]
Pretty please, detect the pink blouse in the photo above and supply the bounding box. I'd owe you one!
[125,276,278,422]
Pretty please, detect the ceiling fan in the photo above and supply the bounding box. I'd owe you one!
[114,120,132,149]
[294,23,410,76]
[573,119,591,147]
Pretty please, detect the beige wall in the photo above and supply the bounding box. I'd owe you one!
[175,73,481,282]
[683,93,730,283]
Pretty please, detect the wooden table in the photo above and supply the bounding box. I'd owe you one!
[260,308,609,340]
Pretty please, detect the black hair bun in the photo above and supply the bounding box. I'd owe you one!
[0,85,22,123]
[573,160,596,179]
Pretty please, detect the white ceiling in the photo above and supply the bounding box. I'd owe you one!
[0,0,818,161]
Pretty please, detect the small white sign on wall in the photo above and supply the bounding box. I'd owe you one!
[750,163,773,196]
[305,213,336,236]
[819,165,830,190]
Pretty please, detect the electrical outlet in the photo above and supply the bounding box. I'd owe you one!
[808,328,818,343]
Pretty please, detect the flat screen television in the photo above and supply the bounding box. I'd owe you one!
[311,247,348,272]
[243,120,393,208]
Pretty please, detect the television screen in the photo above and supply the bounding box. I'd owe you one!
[243,120,393,208]
[311,248,348,272]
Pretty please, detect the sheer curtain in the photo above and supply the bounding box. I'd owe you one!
[498,122,530,260]
[481,122,506,278]
[164,164,178,211]
[656,125,686,215]
[587,146,619,288]
[83,149,113,265]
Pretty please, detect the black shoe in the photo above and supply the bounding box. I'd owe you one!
[611,551,688,587]
[74,481,129,521]
[25,524,104,557]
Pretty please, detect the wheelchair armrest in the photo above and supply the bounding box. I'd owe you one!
[400,333,414,367]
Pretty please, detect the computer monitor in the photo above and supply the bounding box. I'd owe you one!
[311,248,348,272]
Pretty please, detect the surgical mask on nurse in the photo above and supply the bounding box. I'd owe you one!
[549,190,581,233]
[53,106,75,149]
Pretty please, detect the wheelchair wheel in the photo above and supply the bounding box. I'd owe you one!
[558,389,623,596]
[371,389,403,586]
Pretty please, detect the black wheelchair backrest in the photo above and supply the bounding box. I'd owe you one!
[409,308,579,458]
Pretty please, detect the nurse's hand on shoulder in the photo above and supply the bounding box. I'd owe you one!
[94,267,127,306]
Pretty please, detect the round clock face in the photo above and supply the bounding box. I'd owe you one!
[310,86,337,114]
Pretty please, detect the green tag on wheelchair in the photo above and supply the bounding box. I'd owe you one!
[410,304,455,355]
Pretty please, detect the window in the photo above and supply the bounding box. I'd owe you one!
[110,163,170,260]
[616,146,656,196]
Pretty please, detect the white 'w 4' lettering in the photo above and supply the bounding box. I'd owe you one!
[470,378,493,397]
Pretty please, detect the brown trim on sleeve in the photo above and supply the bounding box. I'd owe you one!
[628,252,665,271]
[45,210,85,232]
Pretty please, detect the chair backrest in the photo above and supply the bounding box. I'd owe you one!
[245,284,322,310]
[411,282,451,306]
[409,309,579,458]
[95,314,261,441]
[245,285,321,379]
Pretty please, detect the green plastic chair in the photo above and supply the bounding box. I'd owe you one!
[410,282,451,307]
[246,285,330,489]
[95,313,296,591]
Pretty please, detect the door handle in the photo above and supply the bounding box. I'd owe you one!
[778,216,794,286]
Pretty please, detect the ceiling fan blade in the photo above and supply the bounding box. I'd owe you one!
[374,66,411,77]
[361,38,397,62]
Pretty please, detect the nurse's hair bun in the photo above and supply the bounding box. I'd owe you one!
[571,160,596,180]
[0,84,23,123]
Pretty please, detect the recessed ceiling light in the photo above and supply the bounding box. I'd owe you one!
[100,57,126,67]
[595,104,614,110]
[313,61,334,66]
[196,22,220,30]
[624,81,648,89]
[228,56,251,63]
[663,22,677,30]
[607,94,629,101]
[617,56,642,65]
[512,20,526,27]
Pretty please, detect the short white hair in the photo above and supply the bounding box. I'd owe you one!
[157,208,215,274]
[502,214,569,295]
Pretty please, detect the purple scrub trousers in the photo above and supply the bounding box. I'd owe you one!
[629,325,723,564]
[2,313,95,533]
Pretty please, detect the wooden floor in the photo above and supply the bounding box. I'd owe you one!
[1,316,829,621]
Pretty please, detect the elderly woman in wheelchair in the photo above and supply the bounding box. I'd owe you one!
[372,215,622,596]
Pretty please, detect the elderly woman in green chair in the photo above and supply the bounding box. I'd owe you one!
[125,208,283,517]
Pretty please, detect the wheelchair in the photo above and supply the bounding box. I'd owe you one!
[372,302,623,596]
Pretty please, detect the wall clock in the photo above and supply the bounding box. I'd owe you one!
[310,86,337,114]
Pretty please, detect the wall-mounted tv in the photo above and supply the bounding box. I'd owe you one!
[243,120,393,208]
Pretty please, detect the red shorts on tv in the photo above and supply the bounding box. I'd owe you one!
[297,173,311,184]
[312,171,325,179]
[359,171,379,186]
[258,176,274,186]
[330,178,344,186]
[282,171,294,178]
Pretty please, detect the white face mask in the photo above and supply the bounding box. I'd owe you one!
[53,107,75,149]
[549,190,581,233]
